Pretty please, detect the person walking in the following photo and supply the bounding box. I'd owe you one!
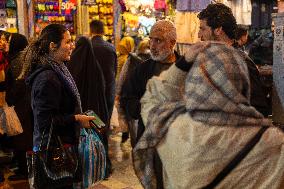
[5,33,31,181]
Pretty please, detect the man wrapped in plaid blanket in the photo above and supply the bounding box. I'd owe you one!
[134,42,284,189]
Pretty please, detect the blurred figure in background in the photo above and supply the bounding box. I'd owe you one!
[0,30,10,184]
[234,24,249,52]
[90,20,117,177]
[90,20,117,127]
[5,33,31,181]
[116,36,135,81]
[248,22,274,115]
[116,38,150,145]
[249,23,274,66]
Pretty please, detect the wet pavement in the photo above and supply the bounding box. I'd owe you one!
[1,108,143,189]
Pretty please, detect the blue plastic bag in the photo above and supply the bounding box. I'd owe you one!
[78,128,106,188]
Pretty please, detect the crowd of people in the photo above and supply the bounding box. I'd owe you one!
[0,2,281,189]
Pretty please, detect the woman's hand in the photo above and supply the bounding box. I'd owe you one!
[75,114,96,129]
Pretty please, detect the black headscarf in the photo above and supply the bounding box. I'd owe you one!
[68,36,109,125]
[8,33,28,60]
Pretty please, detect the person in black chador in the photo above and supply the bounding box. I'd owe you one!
[68,36,112,178]
[5,33,32,181]
[68,36,108,121]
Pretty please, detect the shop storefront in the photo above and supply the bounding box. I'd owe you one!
[0,0,18,33]
[27,0,115,40]
[78,0,113,41]
[22,0,281,43]
[31,0,77,38]
[113,0,176,47]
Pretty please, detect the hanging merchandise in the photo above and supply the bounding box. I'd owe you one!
[119,0,156,37]
[223,0,252,25]
[167,0,177,9]
[175,12,199,44]
[123,12,139,29]
[0,1,4,9]
[119,0,127,12]
[251,0,277,29]
[0,0,17,33]
[82,0,114,40]
[34,0,77,37]
[154,0,167,10]
[6,0,16,8]
[176,0,210,12]
[138,16,155,35]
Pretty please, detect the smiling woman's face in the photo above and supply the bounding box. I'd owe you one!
[52,31,74,62]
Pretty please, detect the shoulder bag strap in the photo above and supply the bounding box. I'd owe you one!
[202,126,268,189]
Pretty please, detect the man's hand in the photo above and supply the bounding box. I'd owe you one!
[184,42,210,63]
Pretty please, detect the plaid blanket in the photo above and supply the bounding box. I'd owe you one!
[133,43,271,189]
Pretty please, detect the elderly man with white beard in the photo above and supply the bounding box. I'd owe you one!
[120,20,189,189]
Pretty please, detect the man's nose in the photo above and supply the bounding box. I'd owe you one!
[150,41,156,49]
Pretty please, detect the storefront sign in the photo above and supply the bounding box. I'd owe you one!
[60,0,77,15]
[61,1,76,10]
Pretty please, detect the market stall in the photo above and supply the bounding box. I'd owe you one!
[79,0,114,41]
[33,0,78,38]
[0,0,18,33]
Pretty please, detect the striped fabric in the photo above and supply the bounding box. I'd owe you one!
[78,128,106,189]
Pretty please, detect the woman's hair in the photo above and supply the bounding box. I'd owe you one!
[20,24,67,78]
[0,30,10,41]
[34,24,67,56]
[8,33,28,59]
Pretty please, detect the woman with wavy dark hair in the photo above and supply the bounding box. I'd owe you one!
[21,24,95,188]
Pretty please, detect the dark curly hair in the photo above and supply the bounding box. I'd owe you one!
[235,24,248,41]
[198,3,237,40]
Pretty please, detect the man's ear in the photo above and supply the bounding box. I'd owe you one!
[170,39,176,49]
[213,27,223,37]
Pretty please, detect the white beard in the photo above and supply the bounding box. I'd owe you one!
[150,50,172,62]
